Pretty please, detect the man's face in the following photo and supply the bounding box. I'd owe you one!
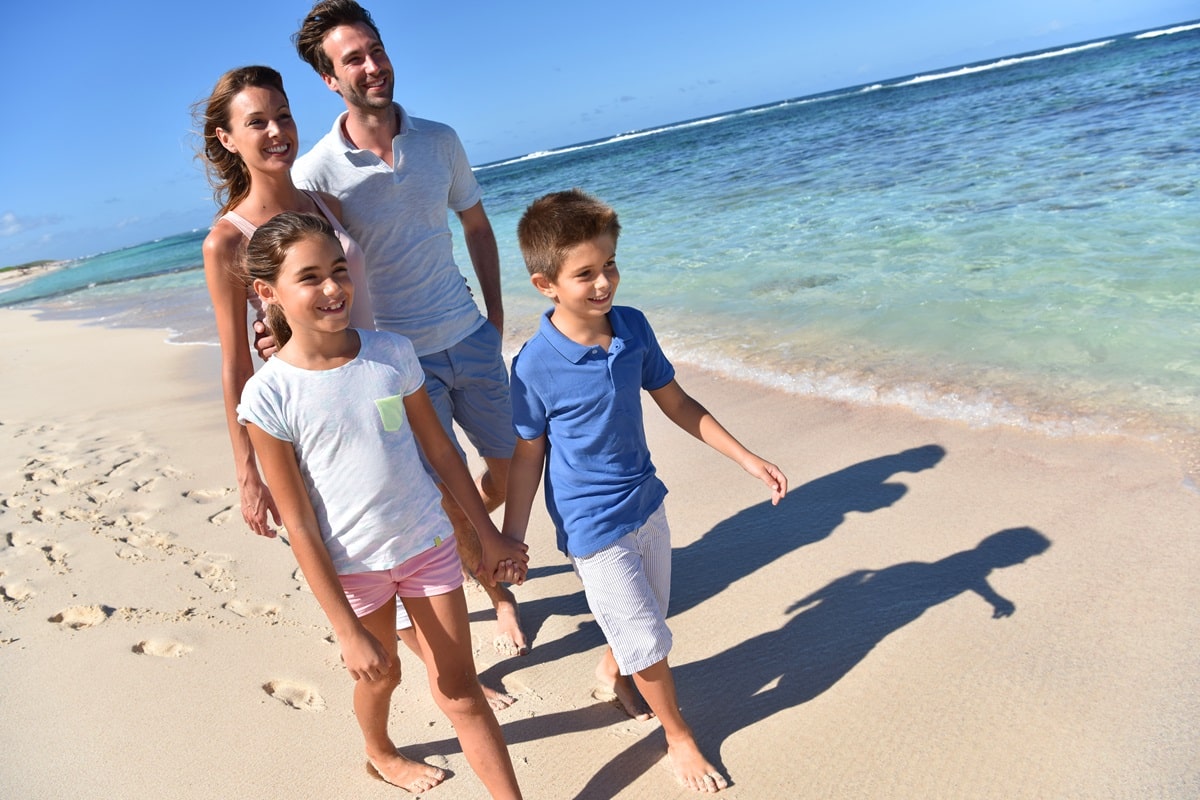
[321,22,394,111]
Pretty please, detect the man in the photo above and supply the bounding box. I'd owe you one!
[283,0,525,654]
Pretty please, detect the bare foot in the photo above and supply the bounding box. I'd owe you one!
[593,673,654,721]
[482,683,517,712]
[488,582,529,655]
[667,738,727,793]
[365,750,446,792]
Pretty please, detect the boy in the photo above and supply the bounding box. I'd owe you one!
[502,189,787,792]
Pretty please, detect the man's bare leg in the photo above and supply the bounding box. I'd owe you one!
[440,455,528,655]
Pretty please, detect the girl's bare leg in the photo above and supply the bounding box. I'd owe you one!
[354,600,446,792]
[633,658,727,793]
[404,589,523,799]
[398,626,516,711]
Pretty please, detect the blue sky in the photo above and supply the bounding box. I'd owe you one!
[1,0,1194,265]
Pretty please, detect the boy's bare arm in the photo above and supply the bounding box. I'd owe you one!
[649,379,788,505]
[502,435,547,543]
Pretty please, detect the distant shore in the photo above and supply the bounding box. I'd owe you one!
[0,260,68,290]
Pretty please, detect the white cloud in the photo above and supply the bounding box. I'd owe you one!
[1,212,22,237]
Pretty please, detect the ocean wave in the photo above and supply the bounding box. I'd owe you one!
[897,40,1113,87]
[1134,22,1200,39]
[476,113,738,171]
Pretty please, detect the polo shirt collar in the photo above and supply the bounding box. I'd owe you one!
[537,307,627,364]
[332,103,416,152]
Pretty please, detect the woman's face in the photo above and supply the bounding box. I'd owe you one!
[216,86,298,175]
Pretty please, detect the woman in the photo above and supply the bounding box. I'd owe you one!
[196,65,374,536]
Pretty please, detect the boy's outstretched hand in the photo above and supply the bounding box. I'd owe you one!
[744,456,788,505]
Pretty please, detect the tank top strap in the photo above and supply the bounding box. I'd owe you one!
[219,210,258,239]
[305,191,347,236]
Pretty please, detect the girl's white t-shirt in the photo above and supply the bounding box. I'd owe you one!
[238,329,451,574]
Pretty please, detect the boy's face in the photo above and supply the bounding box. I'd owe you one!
[534,234,620,324]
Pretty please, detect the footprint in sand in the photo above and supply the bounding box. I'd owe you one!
[184,488,234,503]
[224,599,281,619]
[0,582,35,605]
[121,531,180,557]
[40,543,70,573]
[49,604,113,629]
[132,639,192,658]
[194,562,236,593]
[115,544,148,563]
[61,506,99,522]
[132,477,159,494]
[291,567,311,593]
[85,483,124,505]
[116,511,155,528]
[11,537,73,572]
[263,680,326,711]
[207,506,235,525]
[105,455,146,478]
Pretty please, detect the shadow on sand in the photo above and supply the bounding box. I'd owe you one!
[472,444,1058,796]
[573,525,1051,797]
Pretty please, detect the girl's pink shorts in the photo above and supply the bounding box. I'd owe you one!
[338,536,464,617]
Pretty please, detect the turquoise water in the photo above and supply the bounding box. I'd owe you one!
[5,21,1198,445]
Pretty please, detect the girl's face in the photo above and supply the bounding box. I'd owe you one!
[257,234,354,336]
[215,86,298,174]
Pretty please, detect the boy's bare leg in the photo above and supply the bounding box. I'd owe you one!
[439,456,528,655]
[398,626,516,711]
[594,646,653,720]
[354,603,446,792]
[632,658,727,793]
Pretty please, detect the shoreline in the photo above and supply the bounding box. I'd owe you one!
[16,292,1200,483]
[1,308,1197,798]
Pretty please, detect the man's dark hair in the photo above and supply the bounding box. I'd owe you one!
[293,0,383,76]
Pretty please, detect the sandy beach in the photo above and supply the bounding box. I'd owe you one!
[1,307,1197,799]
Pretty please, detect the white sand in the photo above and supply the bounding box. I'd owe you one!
[1,308,1197,799]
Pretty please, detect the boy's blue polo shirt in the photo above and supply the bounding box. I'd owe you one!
[510,306,675,558]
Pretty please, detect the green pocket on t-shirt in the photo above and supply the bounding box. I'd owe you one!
[375,394,406,432]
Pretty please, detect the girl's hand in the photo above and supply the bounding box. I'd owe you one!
[240,474,282,537]
[340,628,392,682]
[744,456,788,505]
[475,532,529,587]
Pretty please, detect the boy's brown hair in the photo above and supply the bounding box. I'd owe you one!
[517,189,621,282]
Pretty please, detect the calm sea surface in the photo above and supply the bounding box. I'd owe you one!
[5,22,1198,449]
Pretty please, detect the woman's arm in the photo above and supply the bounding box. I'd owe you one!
[246,424,391,681]
[649,379,788,505]
[403,387,528,584]
[202,224,280,536]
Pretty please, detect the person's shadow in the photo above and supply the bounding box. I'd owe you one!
[489,444,949,667]
[572,526,1052,797]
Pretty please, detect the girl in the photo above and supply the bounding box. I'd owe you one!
[196,65,374,538]
[236,212,526,798]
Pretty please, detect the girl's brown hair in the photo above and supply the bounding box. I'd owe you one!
[244,212,341,348]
